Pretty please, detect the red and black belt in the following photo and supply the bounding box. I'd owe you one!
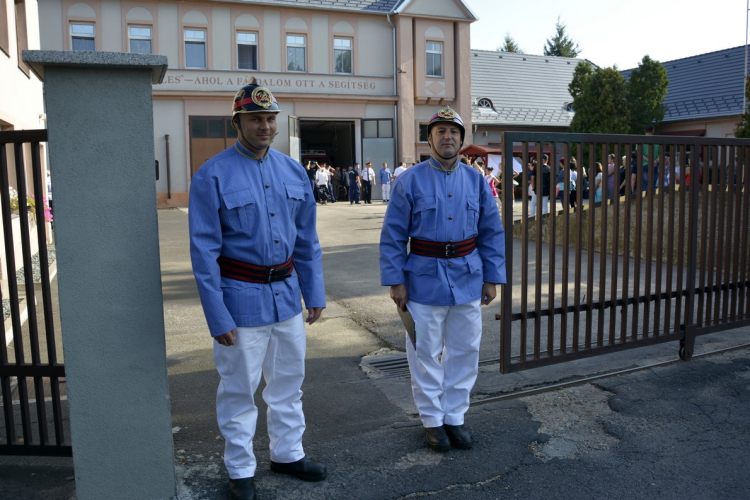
[409,237,477,259]
[217,255,294,283]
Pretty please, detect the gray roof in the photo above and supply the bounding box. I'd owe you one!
[471,50,585,128]
[622,45,746,123]
[231,0,405,13]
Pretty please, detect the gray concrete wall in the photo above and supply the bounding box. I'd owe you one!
[23,51,175,500]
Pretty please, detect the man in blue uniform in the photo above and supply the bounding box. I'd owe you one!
[348,164,361,204]
[189,79,327,500]
[380,107,506,452]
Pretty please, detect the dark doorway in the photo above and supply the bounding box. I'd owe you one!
[299,120,355,169]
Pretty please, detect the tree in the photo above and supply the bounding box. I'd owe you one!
[734,77,750,138]
[498,33,524,54]
[627,55,669,134]
[544,16,580,58]
[568,60,594,101]
[569,64,630,135]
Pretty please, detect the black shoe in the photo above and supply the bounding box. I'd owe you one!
[444,424,473,449]
[270,456,327,482]
[228,477,256,500]
[355,202,360,204]
[424,426,450,452]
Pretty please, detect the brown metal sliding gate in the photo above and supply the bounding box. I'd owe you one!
[500,132,750,373]
[0,130,69,456]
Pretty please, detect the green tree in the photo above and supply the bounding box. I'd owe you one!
[569,65,630,135]
[544,17,580,58]
[733,77,750,138]
[568,60,594,101]
[627,55,669,133]
[498,33,524,54]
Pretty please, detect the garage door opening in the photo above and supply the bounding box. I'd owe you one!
[299,120,355,169]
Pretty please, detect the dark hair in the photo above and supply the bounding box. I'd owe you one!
[542,154,549,162]
[595,162,603,174]
[645,123,655,134]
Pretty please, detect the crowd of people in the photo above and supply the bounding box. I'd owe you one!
[522,129,696,217]
[305,160,411,205]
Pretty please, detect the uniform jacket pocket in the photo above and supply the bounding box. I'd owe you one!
[223,190,257,233]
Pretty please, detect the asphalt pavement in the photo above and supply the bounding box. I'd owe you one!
[3,203,749,500]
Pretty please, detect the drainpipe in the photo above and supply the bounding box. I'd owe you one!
[387,12,399,165]
[165,134,171,200]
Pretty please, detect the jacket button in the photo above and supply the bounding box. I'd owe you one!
[450,284,454,288]
[271,212,276,216]
[275,292,279,296]
[448,193,453,197]
[448,216,453,220]
[448,262,452,267]
[265,184,270,188]
[275,239,280,243]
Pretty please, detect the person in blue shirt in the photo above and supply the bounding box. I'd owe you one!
[189,79,327,500]
[348,164,361,204]
[379,107,506,452]
[379,162,392,202]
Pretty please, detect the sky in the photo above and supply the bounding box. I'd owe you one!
[465,0,749,70]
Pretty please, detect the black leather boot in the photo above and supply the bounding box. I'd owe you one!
[424,426,451,452]
[444,424,473,449]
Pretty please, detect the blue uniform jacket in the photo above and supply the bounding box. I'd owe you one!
[189,141,325,337]
[379,160,506,306]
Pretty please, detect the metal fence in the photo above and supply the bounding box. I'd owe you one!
[499,132,750,373]
[0,130,69,456]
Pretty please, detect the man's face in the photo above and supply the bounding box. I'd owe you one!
[237,112,277,151]
[429,123,461,158]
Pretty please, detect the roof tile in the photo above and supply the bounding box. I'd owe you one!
[622,45,745,123]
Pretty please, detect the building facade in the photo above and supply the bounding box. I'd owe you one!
[1,0,49,298]
[38,0,476,207]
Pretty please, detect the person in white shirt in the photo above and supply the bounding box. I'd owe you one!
[315,166,331,204]
[360,162,376,204]
[392,162,407,181]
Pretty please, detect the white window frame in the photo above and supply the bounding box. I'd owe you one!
[333,37,352,74]
[184,28,206,69]
[128,25,152,54]
[236,31,258,70]
[286,34,306,72]
[70,23,95,51]
[426,41,443,78]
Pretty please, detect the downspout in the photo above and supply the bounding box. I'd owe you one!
[165,134,171,200]
[387,12,399,165]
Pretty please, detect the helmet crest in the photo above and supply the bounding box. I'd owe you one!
[427,106,465,143]
[232,77,280,118]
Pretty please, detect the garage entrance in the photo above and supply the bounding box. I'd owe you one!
[299,120,356,169]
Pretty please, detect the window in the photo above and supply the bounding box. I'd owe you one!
[426,41,442,77]
[363,120,393,139]
[334,37,352,74]
[129,26,152,54]
[478,98,493,109]
[237,32,258,70]
[0,0,8,57]
[286,34,306,72]
[185,29,206,68]
[418,124,429,142]
[15,0,28,75]
[71,23,95,51]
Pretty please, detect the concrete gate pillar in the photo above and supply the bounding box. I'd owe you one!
[22,51,176,500]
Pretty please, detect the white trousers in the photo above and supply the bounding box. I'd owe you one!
[213,313,307,479]
[529,195,549,216]
[382,182,391,201]
[405,300,482,428]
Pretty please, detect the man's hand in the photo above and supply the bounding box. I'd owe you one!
[215,329,237,346]
[390,284,408,311]
[481,282,497,306]
[306,307,323,325]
